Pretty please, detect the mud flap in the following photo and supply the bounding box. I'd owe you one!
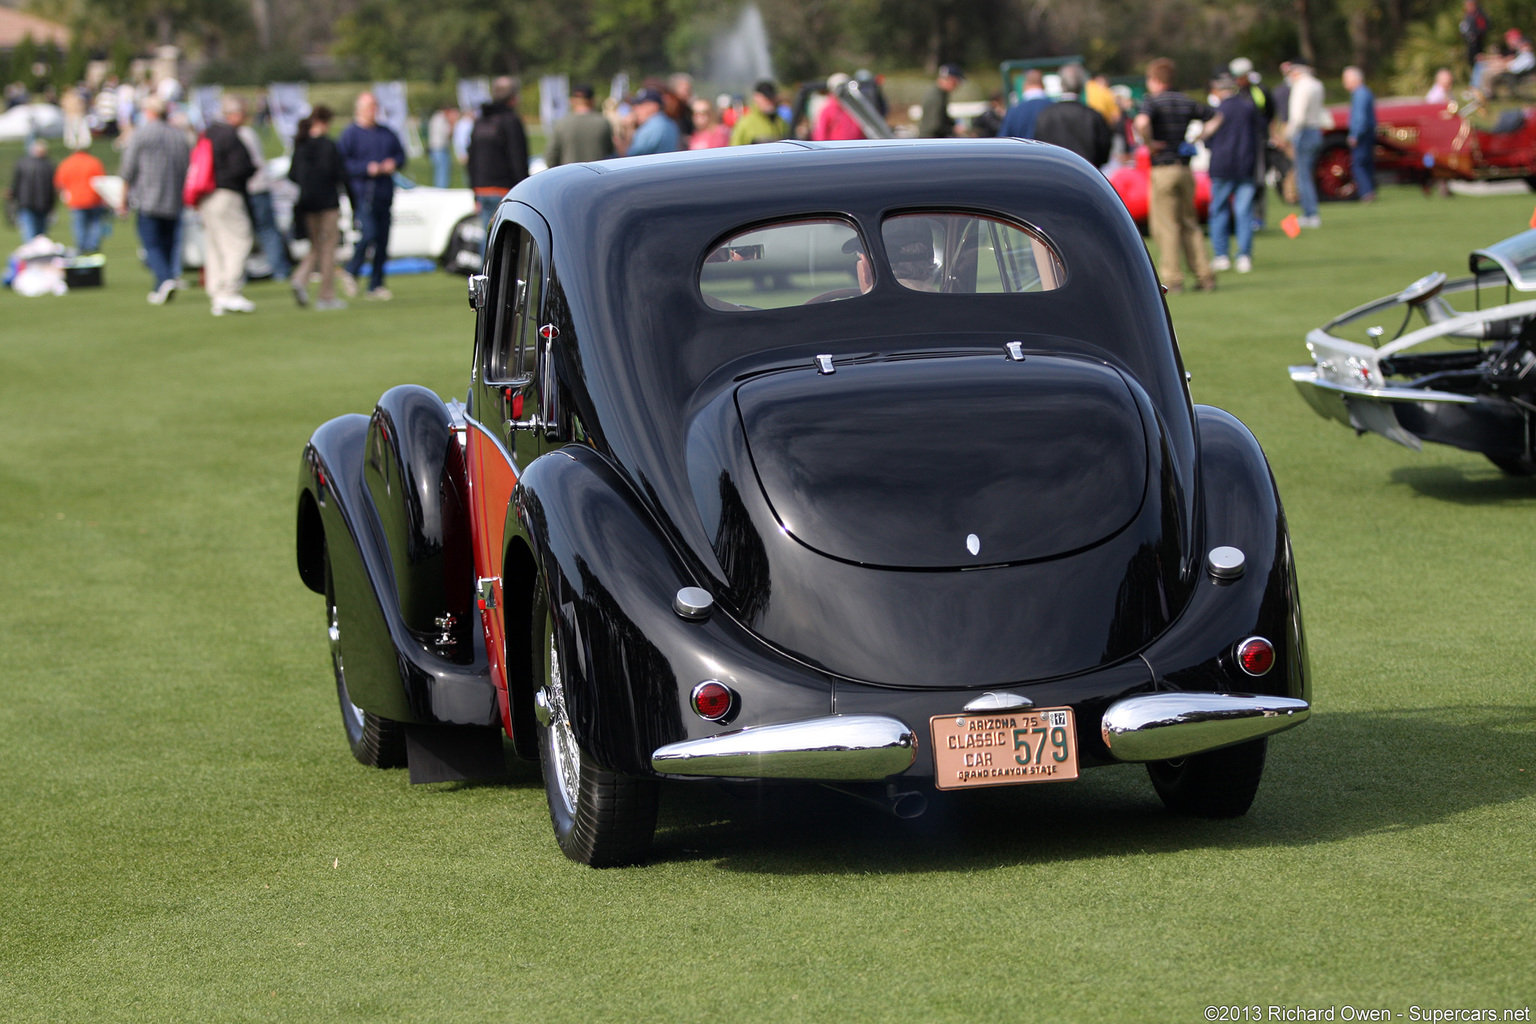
[405,724,507,784]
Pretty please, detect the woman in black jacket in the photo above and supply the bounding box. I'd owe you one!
[288,106,350,308]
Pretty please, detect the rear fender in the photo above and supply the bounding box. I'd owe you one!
[507,445,834,777]
[296,398,496,728]
[1140,406,1309,703]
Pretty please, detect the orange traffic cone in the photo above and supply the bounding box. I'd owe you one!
[1281,213,1301,239]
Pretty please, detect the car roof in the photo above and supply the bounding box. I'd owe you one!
[500,141,1193,542]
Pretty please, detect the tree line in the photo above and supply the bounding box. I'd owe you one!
[11,0,1531,92]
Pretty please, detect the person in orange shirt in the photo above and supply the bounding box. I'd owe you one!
[53,145,111,254]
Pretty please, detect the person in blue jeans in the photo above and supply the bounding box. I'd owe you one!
[1343,66,1377,202]
[337,92,407,299]
[1201,73,1263,273]
[1284,61,1326,227]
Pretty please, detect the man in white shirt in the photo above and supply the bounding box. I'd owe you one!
[1285,60,1328,228]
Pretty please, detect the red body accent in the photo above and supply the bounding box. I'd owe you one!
[465,425,519,732]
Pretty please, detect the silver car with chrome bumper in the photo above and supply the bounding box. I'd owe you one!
[1291,229,1536,475]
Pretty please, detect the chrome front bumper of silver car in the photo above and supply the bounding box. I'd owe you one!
[651,714,918,780]
[1100,692,1310,762]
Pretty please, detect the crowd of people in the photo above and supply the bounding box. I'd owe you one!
[4,39,1516,312]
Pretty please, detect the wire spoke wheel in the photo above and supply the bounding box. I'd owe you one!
[534,585,659,866]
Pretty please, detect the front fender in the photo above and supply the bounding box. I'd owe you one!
[1140,406,1309,703]
[509,445,835,777]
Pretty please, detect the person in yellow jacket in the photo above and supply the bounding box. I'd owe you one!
[730,81,789,145]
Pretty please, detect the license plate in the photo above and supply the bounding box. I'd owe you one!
[930,708,1079,791]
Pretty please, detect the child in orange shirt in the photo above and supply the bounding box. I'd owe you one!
[54,147,111,254]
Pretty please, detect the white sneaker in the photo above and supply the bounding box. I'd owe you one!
[1235,255,1253,273]
[1299,215,1322,229]
[1210,255,1232,272]
[215,295,255,314]
[147,288,166,306]
[314,298,348,311]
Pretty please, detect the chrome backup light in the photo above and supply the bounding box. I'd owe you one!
[1234,636,1276,677]
[691,680,736,722]
[1206,546,1246,581]
[673,587,714,621]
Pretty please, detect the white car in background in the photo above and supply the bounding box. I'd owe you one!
[0,103,63,142]
[96,159,481,277]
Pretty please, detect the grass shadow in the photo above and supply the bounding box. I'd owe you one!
[645,705,1534,873]
[1388,463,1536,504]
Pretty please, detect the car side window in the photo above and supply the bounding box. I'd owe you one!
[485,224,544,383]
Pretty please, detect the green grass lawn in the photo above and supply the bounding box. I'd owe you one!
[1,179,1532,1022]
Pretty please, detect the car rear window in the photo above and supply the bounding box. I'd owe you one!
[700,219,870,310]
[881,212,1065,294]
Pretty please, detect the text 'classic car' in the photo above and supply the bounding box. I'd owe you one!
[296,139,1311,866]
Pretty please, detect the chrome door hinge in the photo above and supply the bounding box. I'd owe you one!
[476,577,499,610]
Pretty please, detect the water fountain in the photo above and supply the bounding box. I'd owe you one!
[705,3,776,96]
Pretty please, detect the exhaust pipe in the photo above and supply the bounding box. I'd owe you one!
[822,782,929,819]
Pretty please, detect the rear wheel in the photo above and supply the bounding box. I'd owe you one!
[534,588,658,866]
[1147,738,1267,818]
[324,549,406,768]
[1315,144,1356,201]
[1487,453,1536,475]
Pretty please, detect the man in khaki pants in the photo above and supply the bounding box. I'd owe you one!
[1134,58,1217,293]
[200,96,257,315]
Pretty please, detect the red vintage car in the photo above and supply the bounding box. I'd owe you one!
[1317,96,1536,199]
[1108,146,1212,229]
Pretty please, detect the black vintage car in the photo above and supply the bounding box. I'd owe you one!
[295,139,1310,866]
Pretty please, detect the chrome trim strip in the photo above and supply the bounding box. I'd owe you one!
[1101,692,1310,762]
[1289,366,1478,405]
[463,413,520,476]
[652,714,917,780]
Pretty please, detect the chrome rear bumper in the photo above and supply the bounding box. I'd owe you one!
[651,714,917,780]
[1101,692,1310,762]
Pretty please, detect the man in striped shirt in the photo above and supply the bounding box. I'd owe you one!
[1133,58,1216,293]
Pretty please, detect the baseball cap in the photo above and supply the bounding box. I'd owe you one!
[633,88,665,106]
[939,63,966,80]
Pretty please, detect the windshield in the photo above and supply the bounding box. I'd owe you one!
[1471,229,1536,291]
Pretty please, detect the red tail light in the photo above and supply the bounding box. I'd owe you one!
[1235,637,1275,677]
[691,680,736,722]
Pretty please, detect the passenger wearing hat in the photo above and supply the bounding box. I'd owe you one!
[844,218,940,293]
[626,88,681,156]
[545,84,615,166]
[919,64,965,138]
[730,81,789,145]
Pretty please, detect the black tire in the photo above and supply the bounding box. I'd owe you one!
[533,587,658,866]
[324,548,407,768]
[1487,453,1536,475]
[1147,738,1267,818]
